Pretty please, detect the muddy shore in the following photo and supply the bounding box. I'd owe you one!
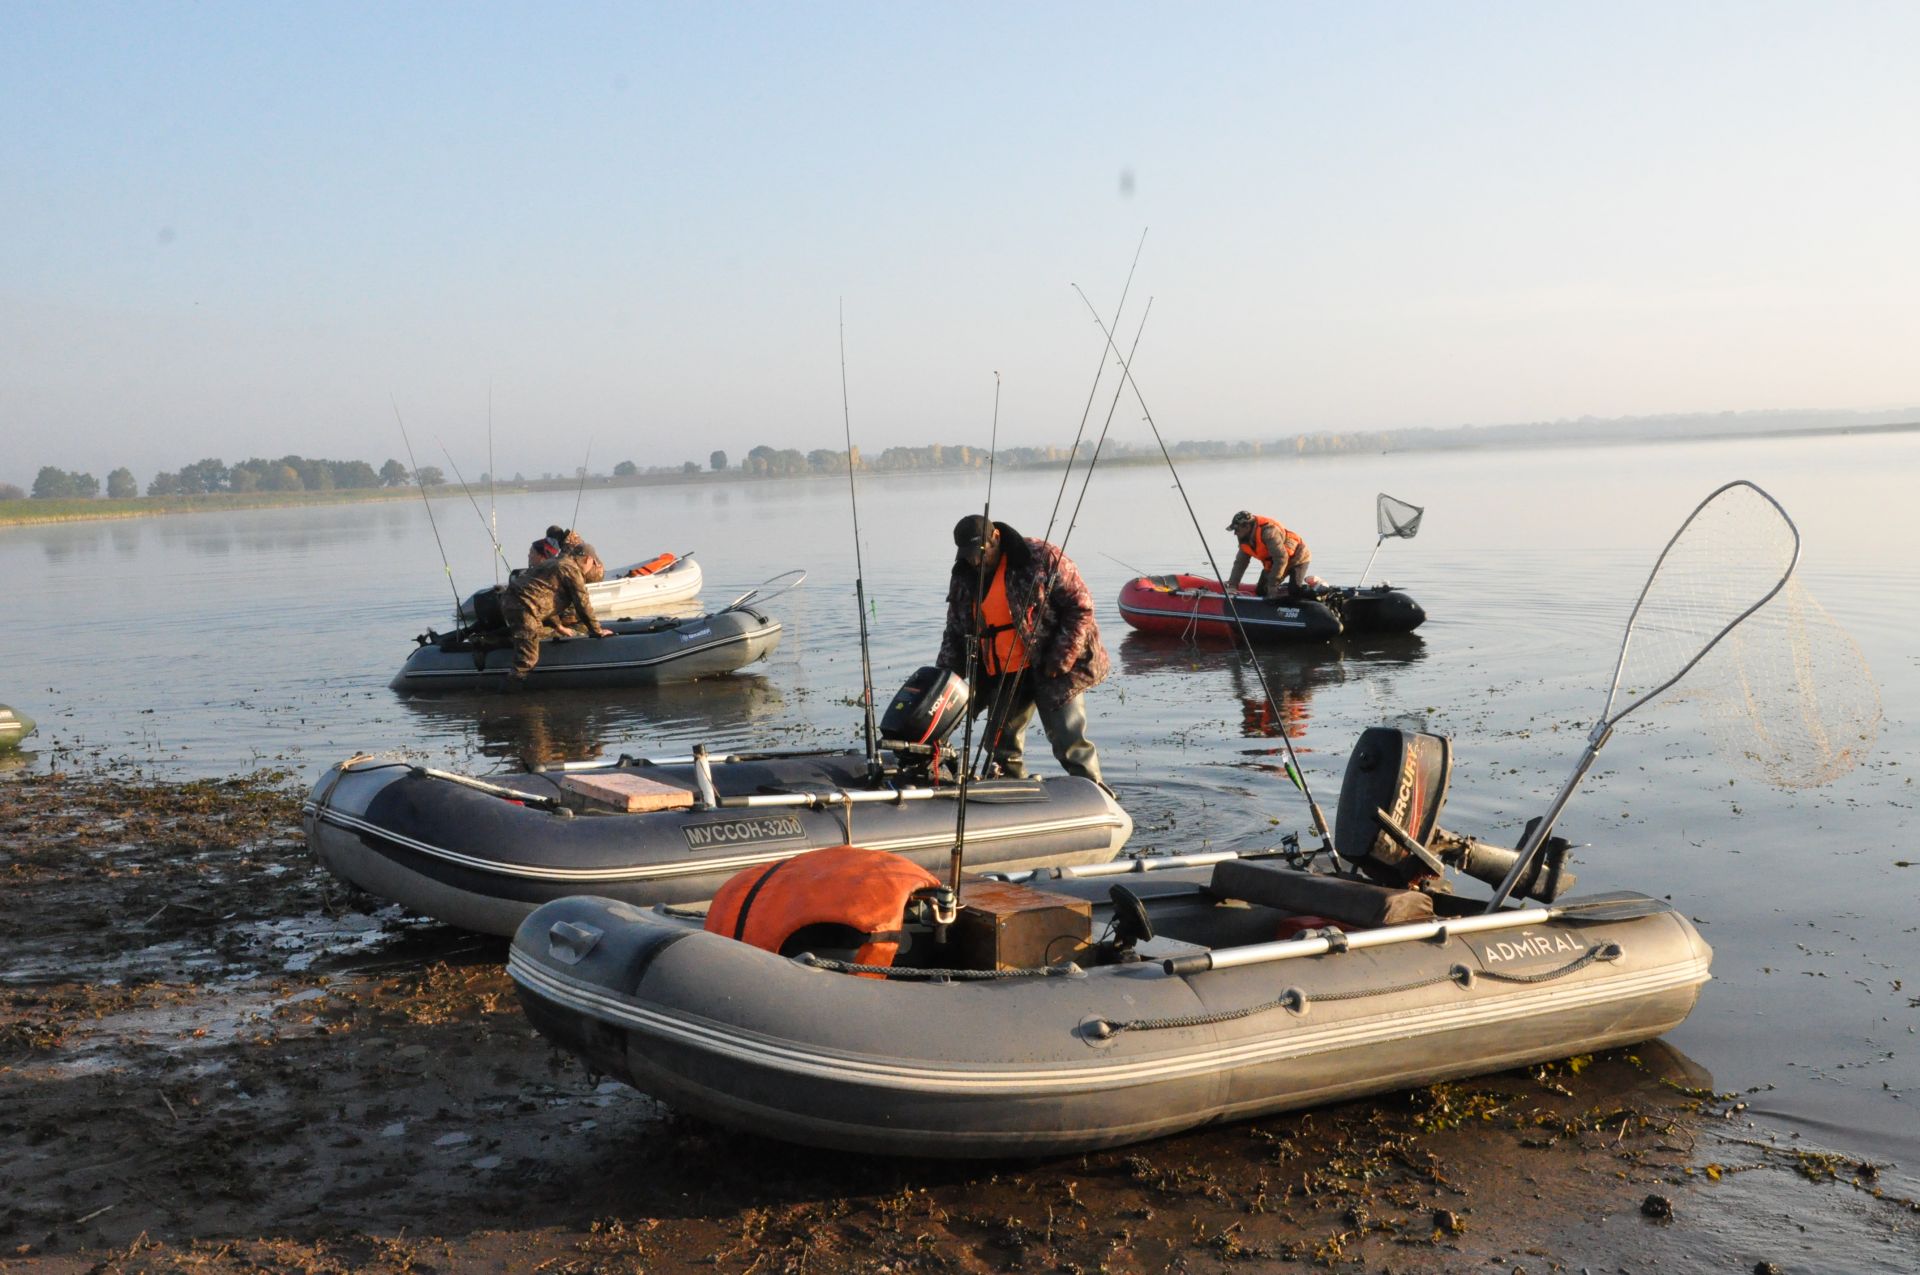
[2,766,1913,1273]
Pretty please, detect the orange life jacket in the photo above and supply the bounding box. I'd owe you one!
[704,845,939,969]
[627,551,677,577]
[977,559,1029,676]
[1240,515,1304,566]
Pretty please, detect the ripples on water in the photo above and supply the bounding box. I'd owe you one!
[4,432,1916,1180]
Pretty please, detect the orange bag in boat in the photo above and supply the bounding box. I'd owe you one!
[705,845,938,968]
[626,552,677,578]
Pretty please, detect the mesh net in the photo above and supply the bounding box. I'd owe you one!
[1376,493,1423,539]
[1681,578,1883,788]
[1609,481,1799,724]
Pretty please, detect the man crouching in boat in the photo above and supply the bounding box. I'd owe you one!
[502,542,610,691]
[1225,510,1313,602]
[937,515,1110,786]
[528,525,605,583]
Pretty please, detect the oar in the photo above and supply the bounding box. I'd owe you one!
[1161,891,1674,977]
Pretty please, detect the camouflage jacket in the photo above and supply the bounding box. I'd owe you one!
[507,555,599,629]
[937,522,1109,710]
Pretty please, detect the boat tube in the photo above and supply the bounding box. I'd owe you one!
[306,749,1133,937]
[510,866,1705,1158]
[458,553,703,623]
[1117,574,1425,643]
[507,724,1703,1157]
[390,605,781,692]
[0,704,36,750]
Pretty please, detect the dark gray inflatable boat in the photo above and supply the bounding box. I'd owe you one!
[390,606,781,692]
[510,864,1707,1158]
[305,748,1132,936]
[506,726,1709,1156]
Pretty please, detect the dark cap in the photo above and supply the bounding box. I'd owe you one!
[546,524,567,540]
[953,514,994,549]
[1226,510,1254,531]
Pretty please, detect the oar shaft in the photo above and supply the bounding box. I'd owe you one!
[721,788,931,810]
[1165,905,1557,976]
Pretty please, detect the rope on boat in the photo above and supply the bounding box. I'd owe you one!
[1088,943,1622,1038]
[793,955,1082,980]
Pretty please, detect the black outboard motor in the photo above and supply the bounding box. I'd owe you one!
[880,666,970,780]
[1335,726,1575,902]
[465,585,508,631]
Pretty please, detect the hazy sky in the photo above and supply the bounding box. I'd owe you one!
[3,1,1915,487]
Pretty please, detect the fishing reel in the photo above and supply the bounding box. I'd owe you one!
[1333,726,1576,903]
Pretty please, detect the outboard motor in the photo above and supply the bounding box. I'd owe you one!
[1334,726,1575,902]
[879,666,970,780]
[464,585,508,631]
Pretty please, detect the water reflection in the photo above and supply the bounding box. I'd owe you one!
[396,676,786,768]
[1118,632,1426,686]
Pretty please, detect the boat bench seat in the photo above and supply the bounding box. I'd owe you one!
[1208,859,1435,928]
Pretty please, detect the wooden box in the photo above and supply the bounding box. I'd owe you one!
[954,877,1093,970]
[559,772,695,813]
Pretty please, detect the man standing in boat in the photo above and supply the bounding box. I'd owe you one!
[1224,510,1313,602]
[502,541,610,690]
[937,515,1109,786]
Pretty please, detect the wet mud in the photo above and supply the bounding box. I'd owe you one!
[3,768,1915,1273]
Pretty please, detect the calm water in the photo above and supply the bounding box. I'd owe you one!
[4,432,1916,1180]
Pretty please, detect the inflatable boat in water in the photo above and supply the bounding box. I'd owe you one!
[309,668,1133,935]
[508,727,1705,1157]
[0,704,36,750]
[1117,574,1425,643]
[458,553,703,623]
[391,605,780,692]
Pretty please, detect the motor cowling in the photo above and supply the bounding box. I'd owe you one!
[1334,725,1576,902]
[880,666,970,750]
[465,585,508,631]
[1335,727,1452,886]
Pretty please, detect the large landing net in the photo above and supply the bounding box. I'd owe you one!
[1487,480,1810,910]
[1684,578,1882,789]
[1603,479,1800,725]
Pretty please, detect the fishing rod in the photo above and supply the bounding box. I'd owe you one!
[570,437,593,533]
[438,439,513,573]
[1042,227,1148,550]
[1054,300,1150,564]
[948,370,1001,902]
[487,382,498,586]
[1070,287,1336,855]
[391,400,465,624]
[968,227,1145,784]
[971,300,1153,781]
[838,302,881,780]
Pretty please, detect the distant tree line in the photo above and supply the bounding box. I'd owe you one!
[146,455,423,495]
[3,455,448,501]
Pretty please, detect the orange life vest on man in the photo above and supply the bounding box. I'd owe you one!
[704,845,939,969]
[1241,515,1304,566]
[976,559,1030,676]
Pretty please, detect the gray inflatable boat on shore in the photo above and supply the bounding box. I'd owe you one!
[509,859,1707,1158]
[505,723,1710,1156]
[305,748,1133,936]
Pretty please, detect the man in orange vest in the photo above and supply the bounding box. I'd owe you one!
[1225,510,1313,601]
[937,515,1110,786]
